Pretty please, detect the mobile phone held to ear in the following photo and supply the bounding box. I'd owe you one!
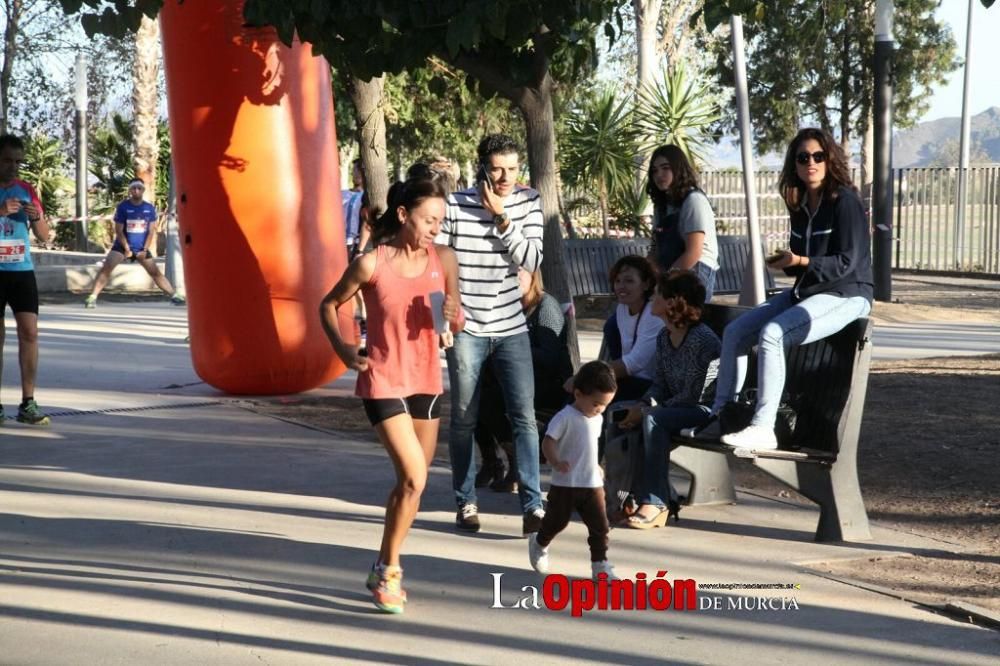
[475,162,493,189]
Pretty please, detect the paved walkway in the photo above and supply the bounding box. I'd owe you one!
[0,303,997,665]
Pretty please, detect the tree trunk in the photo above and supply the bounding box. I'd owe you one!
[632,0,662,204]
[633,0,662,91]
[1,0,24,134]
[132,14,160,202]
[599,183,609,238]
[556,177,576,239]
[347,75,389,219]
[517,75,580,368]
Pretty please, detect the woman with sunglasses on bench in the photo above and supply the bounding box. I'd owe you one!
[684,127,873,450]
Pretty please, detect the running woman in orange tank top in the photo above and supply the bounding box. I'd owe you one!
[320,177,462,614]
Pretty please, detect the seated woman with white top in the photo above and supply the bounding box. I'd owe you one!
[597,255,665,402]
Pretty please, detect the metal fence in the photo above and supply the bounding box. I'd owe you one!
[699,166,1000,276]
[894,166,1000,274]
[563,166,1000,275]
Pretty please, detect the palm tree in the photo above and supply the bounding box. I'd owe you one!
[23,132,73,247]
[635,65,720,167]
[559,88,640,237]
[89,113,134,211]
[132,14,160,201]
[22,133,72,213]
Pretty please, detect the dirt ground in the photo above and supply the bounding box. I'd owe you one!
[247,274,1000,618]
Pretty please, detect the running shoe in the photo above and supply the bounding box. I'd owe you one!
[371,565,406,614]
[17,399,50,426]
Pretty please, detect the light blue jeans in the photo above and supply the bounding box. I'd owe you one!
[446,331,542,512]
[711,289,872,427]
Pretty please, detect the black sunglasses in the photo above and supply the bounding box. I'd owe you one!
[796,151,826,165]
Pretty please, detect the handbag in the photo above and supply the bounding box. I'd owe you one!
[719,390,798,449]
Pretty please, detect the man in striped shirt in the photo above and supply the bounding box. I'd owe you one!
[437,134,545,536]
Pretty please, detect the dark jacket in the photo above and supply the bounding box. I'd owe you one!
[526,292,574,410]
[785,186,874,303]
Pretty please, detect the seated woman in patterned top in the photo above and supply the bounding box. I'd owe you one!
[616,271,720,528]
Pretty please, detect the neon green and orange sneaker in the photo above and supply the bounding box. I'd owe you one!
[369,564,406,614]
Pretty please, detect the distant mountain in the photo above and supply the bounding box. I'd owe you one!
[705,106,1000,170]
[892,106,1000,167]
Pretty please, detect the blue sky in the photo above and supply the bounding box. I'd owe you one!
[919,0,999,122]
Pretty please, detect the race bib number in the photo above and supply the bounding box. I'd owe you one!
[126,219,147,234]
[0,238,26,263]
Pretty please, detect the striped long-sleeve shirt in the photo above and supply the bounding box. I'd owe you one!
[436,185,544,336]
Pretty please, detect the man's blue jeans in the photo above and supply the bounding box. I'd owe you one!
[711,289,872,427]
[446,331,542,513]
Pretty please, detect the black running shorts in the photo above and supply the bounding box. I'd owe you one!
[362,394,443,426]
[0,270,39,314]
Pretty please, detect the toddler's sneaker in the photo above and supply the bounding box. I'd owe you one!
[528,535,549,574]
[17,399,50,426]
[720,424,778,450]
[170,294,187,306]
[522,507,545,536]
[370,565,406,614]
[591,560,618,581]
[456,503,481,532]
[84,295,97,309]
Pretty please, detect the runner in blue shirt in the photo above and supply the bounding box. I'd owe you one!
[0,134,52,425]
[84,178,185,308]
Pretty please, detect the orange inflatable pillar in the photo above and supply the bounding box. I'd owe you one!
[160,0,350,394]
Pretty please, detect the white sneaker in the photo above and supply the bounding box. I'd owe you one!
[591,560,618,581]
[528,535,549,574]
[720,425,779,450]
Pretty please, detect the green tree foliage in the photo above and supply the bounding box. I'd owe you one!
[559,62,721,238]
[5,1,132,141]
[635,66,721,164]
[380,61,522,178]
[560,87,639,236]
[22,132,73,218]
[693,0,995,30]
[88,113,170,211]
[81,114,170,249]
[705,1,957,154]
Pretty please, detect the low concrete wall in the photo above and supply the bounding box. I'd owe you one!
[32,249,106,266]
[31,250,166,294]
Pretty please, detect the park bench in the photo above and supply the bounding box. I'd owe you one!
[669,303,875,542]
[564,235,774,298]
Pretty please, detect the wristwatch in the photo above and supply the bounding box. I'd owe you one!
[493,212,510,232]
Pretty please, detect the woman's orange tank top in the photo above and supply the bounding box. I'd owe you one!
[356,244,446,399]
